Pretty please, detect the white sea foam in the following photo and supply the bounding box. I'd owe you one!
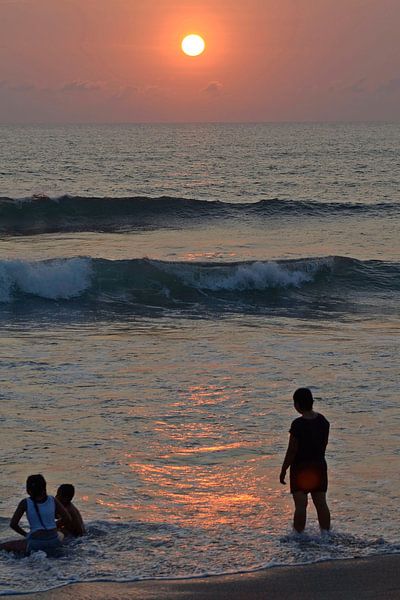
[169,260,330,291]
[0,258,92,302]
[0,523,398,596]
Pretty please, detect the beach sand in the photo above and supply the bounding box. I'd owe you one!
[20,554,400,600]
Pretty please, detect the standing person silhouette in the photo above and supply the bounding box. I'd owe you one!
[280,388,331,533]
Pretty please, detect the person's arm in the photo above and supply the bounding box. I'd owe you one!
[55,497,72,525]
[70,504,86,536]
[10,499,28,537]
[324,422,330,450]
[280,434,298,484]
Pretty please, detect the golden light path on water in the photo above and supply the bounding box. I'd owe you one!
[95,382,285,527]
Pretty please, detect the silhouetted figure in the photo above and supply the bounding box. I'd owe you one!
[280,388,331,533]
[56,484,86,538]
[0,474,70,555]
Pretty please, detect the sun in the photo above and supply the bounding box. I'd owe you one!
[181,34,205,57]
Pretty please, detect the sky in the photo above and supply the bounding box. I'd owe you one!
[0,0,399,123]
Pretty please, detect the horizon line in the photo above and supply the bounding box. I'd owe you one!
[0,119,399,127]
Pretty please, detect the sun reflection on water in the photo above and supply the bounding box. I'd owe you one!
[118,382,281,527]
[74,380,290,536]
[126,459,265,525]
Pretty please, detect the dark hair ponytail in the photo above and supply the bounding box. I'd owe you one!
[26,474,48,530]
[26,474,47,500]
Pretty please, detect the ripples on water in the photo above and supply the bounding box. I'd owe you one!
[1,123,399,203]
[0,316,399,594]
[0,124,399,594]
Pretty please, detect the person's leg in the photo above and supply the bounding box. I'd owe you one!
[26,534,63,557]
[0,539,27,553]
[292,491,308,533]
[311,491,331,531]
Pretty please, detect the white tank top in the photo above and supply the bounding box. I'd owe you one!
[26,496,56,533]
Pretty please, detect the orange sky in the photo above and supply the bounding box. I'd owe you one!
[0,0,399,122]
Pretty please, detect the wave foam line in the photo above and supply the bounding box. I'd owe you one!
[0,258,91,302]
[0,256,398,310]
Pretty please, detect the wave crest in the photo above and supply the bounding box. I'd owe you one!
[0,258,91,302]
[0,195,397,235]
[0,256,398,318]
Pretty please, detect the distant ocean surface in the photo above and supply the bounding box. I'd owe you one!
[0,123,399,595]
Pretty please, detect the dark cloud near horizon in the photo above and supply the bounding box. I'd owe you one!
[0,79,104,94]
[60,80,104,93]
[376,77,400,94]
[0,80,35,92]
[203,81,223,95]
[345,78,368,94]
[342,75,400,96]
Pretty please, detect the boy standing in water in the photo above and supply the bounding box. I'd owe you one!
[280,388,331,533]
[56,484,86,538]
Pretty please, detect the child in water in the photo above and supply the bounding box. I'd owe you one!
[280,388,331,533]
[56,484,86,538]
[0,474,71,555]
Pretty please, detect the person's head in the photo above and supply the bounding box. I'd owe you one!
[26,474,47,500]
[293,387,314,413]
[56,484,75,506]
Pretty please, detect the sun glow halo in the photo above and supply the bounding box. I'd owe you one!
[181,34,205,57]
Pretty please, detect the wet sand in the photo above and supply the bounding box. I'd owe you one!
[19,554,400,600]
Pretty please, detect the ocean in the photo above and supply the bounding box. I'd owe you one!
[0,123,399,595]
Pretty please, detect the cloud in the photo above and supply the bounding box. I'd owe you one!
[341,76,400,96]
[10,82,35,92]
[345,77,367,94]
[0,80,36,92]
[142,85,162,97]
[112,84,138,100]
[377,77,400,94]
[1,79,101,95]
[203,81,223,95]
[60,80,104,93]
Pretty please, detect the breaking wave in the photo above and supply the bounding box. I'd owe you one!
[0,256,398,317]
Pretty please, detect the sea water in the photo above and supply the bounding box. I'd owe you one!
[0,123,399,595]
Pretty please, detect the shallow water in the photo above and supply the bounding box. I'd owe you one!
[0,123,399,595]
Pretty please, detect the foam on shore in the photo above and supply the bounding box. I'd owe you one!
[14,554,400,600]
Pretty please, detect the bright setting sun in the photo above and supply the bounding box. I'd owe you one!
[181,34,205,56]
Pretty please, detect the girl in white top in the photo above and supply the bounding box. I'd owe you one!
[1,474,70,555]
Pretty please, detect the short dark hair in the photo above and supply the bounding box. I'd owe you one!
[57,484,75,502]
[293,387,314,411]
[26,474,47,499]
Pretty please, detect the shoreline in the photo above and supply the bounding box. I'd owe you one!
[11,553,400,599]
